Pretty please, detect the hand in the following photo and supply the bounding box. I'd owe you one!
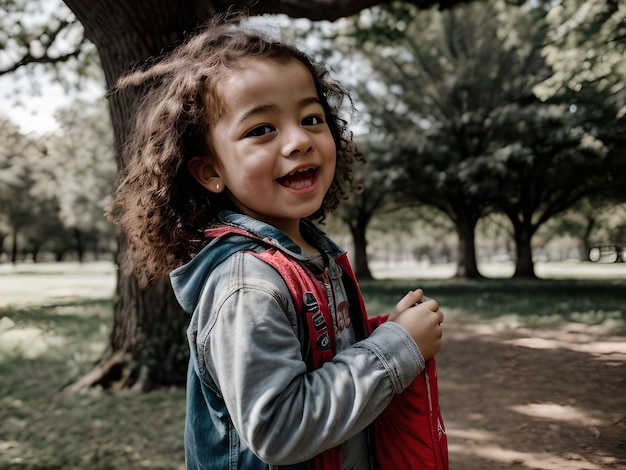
[389,289,444,360]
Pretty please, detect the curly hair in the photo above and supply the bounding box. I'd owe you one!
[107,13,361,286]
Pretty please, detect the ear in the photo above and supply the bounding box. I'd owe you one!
[188,157,225,193]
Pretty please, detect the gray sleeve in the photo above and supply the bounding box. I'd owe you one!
[200,255,424,465]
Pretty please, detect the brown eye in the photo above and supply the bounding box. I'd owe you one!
[302,115,324,126]
[246,124,275,137]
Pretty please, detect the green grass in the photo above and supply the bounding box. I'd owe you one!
[0,300,185,470]
[0,273,624,469]
[359,277,626,326]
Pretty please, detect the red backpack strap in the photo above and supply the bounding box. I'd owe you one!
[252,248,335,369]
[204,225,261,240]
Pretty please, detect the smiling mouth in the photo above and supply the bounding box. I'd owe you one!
[277,167,318,189]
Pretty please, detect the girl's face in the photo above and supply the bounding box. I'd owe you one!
[190,58,337,240]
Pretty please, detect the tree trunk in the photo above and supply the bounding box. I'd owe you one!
[350,223,373,280]
[454,213,483,279]
[0,233,6,261]
[11,226,18,264]
[581,215,595,262]
[73,228,85,262]
[513,224,537,278]
[61,236,189,394]
[62,0,206,391]
[31,241,42,262]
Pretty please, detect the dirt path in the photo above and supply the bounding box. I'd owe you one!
[438,315,626,469]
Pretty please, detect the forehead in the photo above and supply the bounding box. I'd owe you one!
[215,57,318,103]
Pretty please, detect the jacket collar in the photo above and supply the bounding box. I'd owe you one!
[217,211,344,261]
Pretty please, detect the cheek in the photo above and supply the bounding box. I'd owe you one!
[228,155,274,189]
[317,128,336,154]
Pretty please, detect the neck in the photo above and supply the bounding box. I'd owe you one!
[283,222,320,257]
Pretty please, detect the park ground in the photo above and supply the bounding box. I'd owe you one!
[0,260,625,469]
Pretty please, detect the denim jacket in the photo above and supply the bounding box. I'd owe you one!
[170,211,424,469]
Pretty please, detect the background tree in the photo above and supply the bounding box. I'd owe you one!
[0,105,117,263]
[38,100,117,261]
[337,0,624,279]
[339,1,552,278]
[543,200,626,261]
[486,100,610,277]
[0,119,42,263]
[20,201,70,262]
[488,0,625,277]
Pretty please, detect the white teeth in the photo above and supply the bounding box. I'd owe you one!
[288,166,313,177]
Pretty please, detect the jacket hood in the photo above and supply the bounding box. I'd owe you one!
[170,233,257,313]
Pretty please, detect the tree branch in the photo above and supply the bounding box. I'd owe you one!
[0,48,84,75]
[246,0,455,22]
[0,19,87,76]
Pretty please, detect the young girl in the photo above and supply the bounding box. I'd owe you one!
[109,13,446,470]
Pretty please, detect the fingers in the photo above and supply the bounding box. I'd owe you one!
[428,307,443,330]
[430,308,444,337]
[420,297,440,314]
[389,289,424,321]
[399,289,424,311]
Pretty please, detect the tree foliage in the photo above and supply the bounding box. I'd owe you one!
[536,0,625,110]
[335,0,625,278]
[38,100,117,259]
[0,0,98,84]
[0,100,116,262]
[42,101,116,229]
[0,119,38,261]
[338,1,548,277]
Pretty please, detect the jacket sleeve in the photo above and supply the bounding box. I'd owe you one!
[198,253,424,465]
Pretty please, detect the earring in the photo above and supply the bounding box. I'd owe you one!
[213,181,221,192]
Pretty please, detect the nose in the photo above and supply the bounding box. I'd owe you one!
[281,126,313,157]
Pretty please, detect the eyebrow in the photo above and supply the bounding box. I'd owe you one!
[234,96,323,129]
